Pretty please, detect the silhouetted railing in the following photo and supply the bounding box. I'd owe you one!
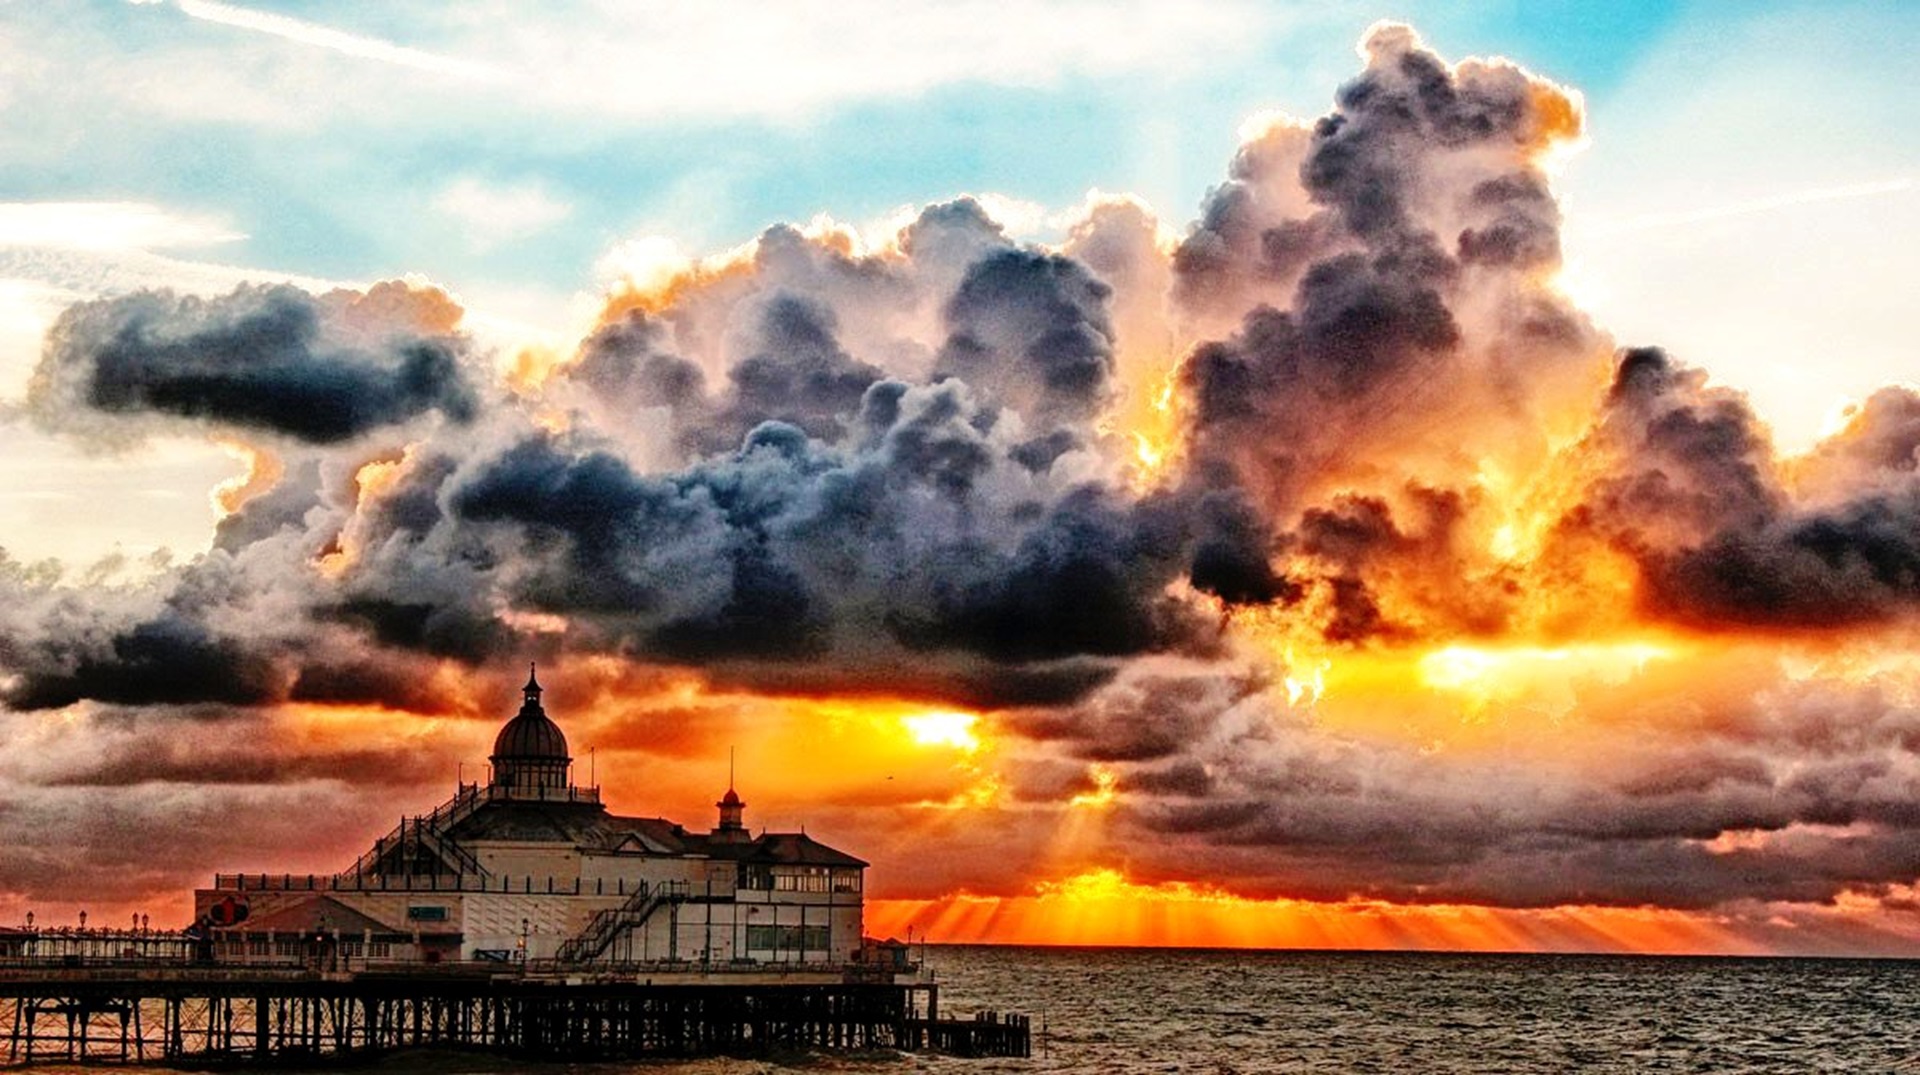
[554,881,692,963]
[211,872,650,895]
[212,783,606,894]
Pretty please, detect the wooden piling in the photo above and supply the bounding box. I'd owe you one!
[0,968,1027,1065]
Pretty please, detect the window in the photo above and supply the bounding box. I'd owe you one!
[772,866,836,892]
[746,925,830,953]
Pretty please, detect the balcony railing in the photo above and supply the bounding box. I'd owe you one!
[210,872,651,896]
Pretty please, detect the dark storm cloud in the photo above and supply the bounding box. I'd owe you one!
[211,459,324,552]
[1052,657,1920,910]
[934,248,1117,427]
[0,612,280,711]
[29,283,479,445]
[884,486,1201,664]
[1172,22,1576,319]
[1456,173,1562,269]
[38,714,452,790]
[1168,21,1595,563]
[437,382,1226,701]
[1571,349,1920,630]
[1286,485,1520,641]
[1640,489,1920,629]
[710,293,888,449]
[1799,387,1920,487]
[1302,24,1575,241]
[1002,671,1266,762]
[0,212,1245,713]
[1175,267,1454,516]
[1576,347,1784,546]
[286,654,457,711]
[1185,485,1295,605]
[1169,118,1325,327]
[10,19,1920,933]
[897,197,1015,279]
[1176,229,1502,527]
[568,309,709,417]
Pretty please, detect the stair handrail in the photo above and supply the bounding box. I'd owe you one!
[335,783,492,881]
[556,881,692,963]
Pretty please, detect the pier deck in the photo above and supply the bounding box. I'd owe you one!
[0,964,1029,1064]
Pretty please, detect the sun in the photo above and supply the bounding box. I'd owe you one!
[900,711,981,752]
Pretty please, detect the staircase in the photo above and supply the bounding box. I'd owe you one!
[337,784,491,883]
[555,881,691,963]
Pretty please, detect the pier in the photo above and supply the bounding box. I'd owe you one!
[0,957,1029,1064]
[0,676,1031,1065]
[0,969,1030,1063]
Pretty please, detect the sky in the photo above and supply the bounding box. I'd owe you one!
[0,0,1918,956]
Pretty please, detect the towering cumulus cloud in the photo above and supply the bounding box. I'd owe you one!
[3,23,1918,953]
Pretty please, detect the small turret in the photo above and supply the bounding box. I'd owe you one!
[712,751,749,842]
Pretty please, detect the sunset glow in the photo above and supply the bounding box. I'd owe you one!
[0,4,1916,963]
[866,869,1776,955]
[901,711,982,753]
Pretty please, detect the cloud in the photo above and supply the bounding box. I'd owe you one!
[131,0,505,82]
[1565,349,1920,631]
[27,281,479,446]
[433,178,572,248]
[6,23,1920,941]
[0,202,245,252]
[105,0,1286,126]
[996,654,1920,910]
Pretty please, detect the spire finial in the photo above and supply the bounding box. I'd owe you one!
[524,663,542,696]
[729,746,736,792]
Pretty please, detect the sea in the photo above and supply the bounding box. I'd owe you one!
[29,945,1919,1074]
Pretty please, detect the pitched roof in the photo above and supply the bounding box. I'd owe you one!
[229,895,413,936]
[743,832,868,868]
[438,800,865,867]
[446,800,608,843]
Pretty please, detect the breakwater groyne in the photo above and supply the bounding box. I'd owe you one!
[0,964,1030,1064]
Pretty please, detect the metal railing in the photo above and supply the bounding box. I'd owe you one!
[211,872,645,895]
[555,881,691,963]
[336,783,603,882]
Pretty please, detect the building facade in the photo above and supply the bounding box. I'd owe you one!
[197,669,867,969]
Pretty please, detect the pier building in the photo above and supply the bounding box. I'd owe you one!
[195,668,867,970]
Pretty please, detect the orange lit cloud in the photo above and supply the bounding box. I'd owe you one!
[2,23,1918,958]
[869,869,1920,957]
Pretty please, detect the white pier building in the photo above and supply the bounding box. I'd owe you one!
[196,669,867,970]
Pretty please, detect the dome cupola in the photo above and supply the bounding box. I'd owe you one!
[490,665,572,792]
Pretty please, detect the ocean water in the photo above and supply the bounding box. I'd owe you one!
[909,945,1920,1074]
[28,946,1919,1074]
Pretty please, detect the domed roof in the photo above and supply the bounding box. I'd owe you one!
[493,708,568,760]
[491,665,569,762]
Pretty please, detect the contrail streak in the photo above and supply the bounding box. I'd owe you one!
[132,0,506,82]
[1575,177,1914,237]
